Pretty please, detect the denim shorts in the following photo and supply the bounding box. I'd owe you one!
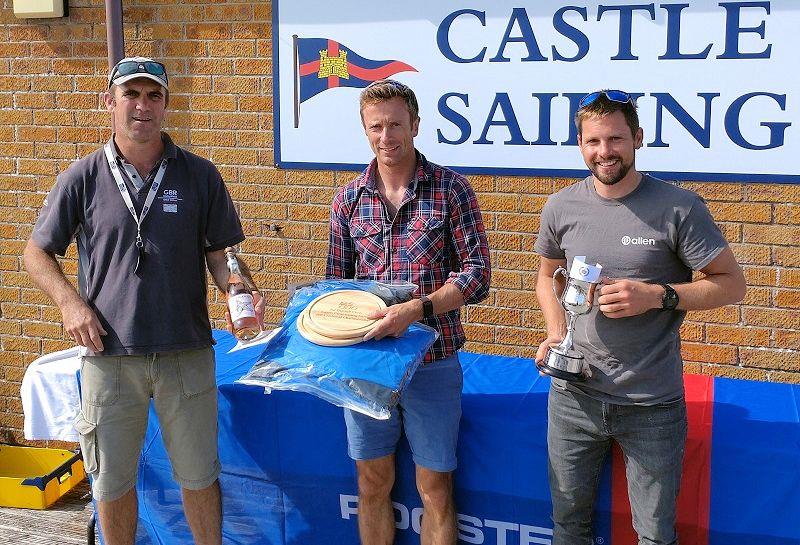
[73,347,220,501]
[344,352,463,472]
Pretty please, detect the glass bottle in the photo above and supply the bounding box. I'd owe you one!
[225,249,259,341]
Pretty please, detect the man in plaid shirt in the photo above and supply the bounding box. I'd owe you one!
[326,80,490,544]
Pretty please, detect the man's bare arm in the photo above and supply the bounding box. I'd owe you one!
[23,239,107,352]
[597,247,746,317]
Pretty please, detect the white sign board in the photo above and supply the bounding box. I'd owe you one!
[274,1,798,183]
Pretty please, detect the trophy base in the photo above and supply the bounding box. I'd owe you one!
[537,345,586,382]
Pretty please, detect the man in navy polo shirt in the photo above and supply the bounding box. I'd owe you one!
[24,57,261,545]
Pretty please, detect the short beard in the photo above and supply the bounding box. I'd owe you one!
[592,160,631,186]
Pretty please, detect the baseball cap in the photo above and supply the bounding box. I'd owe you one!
[108,56,169,89]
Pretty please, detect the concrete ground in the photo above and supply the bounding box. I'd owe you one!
[0,479,94,545]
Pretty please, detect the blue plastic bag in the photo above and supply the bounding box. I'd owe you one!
[237,280,439,419]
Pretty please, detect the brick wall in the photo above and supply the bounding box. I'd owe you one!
[1,0,798,445]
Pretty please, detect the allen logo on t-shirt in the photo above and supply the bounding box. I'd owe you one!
[621,235,656,246]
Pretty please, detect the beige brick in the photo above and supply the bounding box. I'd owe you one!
[768,371,800,384]
[682,182,744,202]
[462,323,495,343]
[717,222,741,242]
[706,325,771,347]
[263,257,311,274]
[707,202,771,223]
[687,306,739,324]
[496,214,540,234]
[739,348,800,372]
[1,335,40,353]
[681,343,737,364]
[775,330,800,350]
[498,177,552,194]
[191,95,237,112]
[679,321,704,341]
[743,266,777,286]
[212,148,259,166]
[209,112,258,130]
[287,170,336,187]
[775,204,800,225]
[287,240,327,258]
[729,243,772,265]
[232,22,272,40]
[779,268,800,288]
[747,184,800,203]
[743,224,800,246]
[741,286,770,306]
[496,251,538,272]
[467,306,523,326]
[188,58,234,75]
[495,289,539,309]
[496,326,545,346]
[478,194,519,212]
[234,58,272,76]
[238,131,274,149]
[774,290,800,309]
[0,76,32,92]
[701,364,768,381]
[744,307,800,330]
[216,77,260,95]
[288,204,329,223]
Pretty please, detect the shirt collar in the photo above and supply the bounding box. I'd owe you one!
[107,131,177,165]
[361,149,431,192]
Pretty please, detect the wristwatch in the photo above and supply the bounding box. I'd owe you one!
[419,295,434,319]
[660,284,679,310]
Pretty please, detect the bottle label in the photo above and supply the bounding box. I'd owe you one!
[228,293,256,320]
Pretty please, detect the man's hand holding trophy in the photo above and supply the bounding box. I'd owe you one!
[537,256,603,382]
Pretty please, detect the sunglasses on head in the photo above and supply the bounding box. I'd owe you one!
[110,60,168,85]
[578,89,633,109]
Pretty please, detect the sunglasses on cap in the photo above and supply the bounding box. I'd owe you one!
[578,89,633,110]
[109,60,168,86]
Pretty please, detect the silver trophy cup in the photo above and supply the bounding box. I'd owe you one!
[537,264,600,382]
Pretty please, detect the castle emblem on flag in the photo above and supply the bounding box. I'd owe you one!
[318,49,349,79]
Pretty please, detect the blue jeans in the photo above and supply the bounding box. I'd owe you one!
[547,382,687,545]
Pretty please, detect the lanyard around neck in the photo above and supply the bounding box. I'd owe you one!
[103,143,168,248]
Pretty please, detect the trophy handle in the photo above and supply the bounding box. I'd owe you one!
[552,267,567,299]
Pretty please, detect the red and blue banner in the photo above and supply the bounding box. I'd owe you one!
[129,332,800,544]
[296,37,416,104]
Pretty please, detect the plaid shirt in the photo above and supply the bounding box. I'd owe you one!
[326,151,491,362]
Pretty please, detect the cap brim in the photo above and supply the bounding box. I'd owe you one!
[110,72,168,90]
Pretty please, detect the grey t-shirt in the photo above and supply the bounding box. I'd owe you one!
[32,134,245,356]
[534,175,727,404]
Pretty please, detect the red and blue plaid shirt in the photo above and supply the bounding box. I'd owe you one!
[326,152,491,362]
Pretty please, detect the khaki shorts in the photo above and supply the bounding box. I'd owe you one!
[73,347,220,502]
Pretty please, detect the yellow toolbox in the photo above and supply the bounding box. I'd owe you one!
[0,444,86,509]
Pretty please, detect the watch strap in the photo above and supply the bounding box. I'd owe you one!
[660,284,679,310]
[420,295,434,319]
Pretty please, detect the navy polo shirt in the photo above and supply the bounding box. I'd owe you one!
[32,133,245,355]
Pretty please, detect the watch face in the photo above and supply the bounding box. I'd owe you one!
[663,286,679,309]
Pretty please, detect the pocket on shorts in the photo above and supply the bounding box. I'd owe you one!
[176,348,216,399]
[73,412,98,474]
[80,356,120,406]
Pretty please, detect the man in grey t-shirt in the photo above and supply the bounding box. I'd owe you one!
[533,90,746,545]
